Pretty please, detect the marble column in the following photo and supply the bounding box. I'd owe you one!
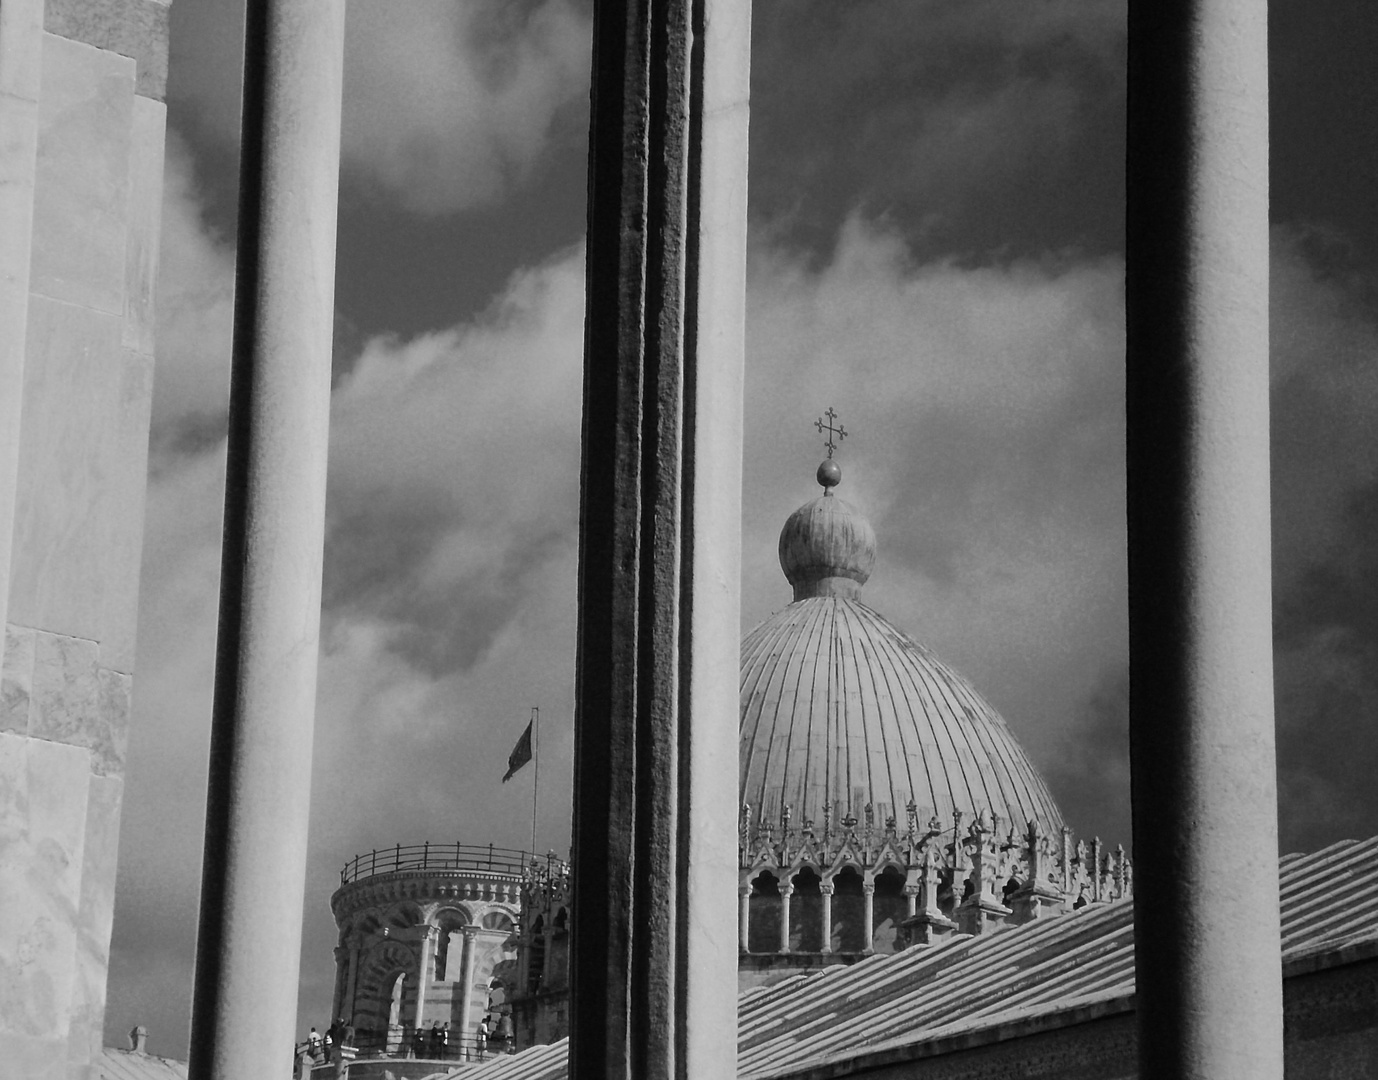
[819,884,834,954]
[186,2,345,1077]
[861,882,875,955]
[569,0,749,1077]
[738,884,751,952]
[331,946,348,1022]
[1126,2,1283,1078]
[343,942,360,1027]
[456,926,478,1054]
[414,926,438,1030]
[778,885,793,954]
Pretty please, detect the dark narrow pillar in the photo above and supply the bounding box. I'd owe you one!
[1126,2,1283,1077]
[186,1,345,1076]
[569,0,750,1076]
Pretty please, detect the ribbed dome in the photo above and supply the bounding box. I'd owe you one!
[739,598,1065,834]
[742,468,1063,835]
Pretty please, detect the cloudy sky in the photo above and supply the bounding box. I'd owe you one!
[105,0,1378,1057]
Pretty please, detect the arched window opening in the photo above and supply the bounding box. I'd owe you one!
[747,871,780,954]
[482,911,515,933]
[789,866,824,952]
[434,909,468,983]
[871,866,908,954]
[829,867,866,953]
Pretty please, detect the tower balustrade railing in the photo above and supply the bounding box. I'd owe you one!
[338,842,542,885]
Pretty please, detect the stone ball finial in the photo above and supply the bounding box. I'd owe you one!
[816,458,842,491]
[778,479,876,601]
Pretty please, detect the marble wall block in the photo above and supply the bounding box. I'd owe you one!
[30,34,135,316]
[0,0,45,102]
[0,733,91,1045]
[45,0,171,101]
[96,345,155,675]
[0,0,44,642]
[8,299,126,642]
[121,95,165,357]
[67,773,123,1070]
[28,631,130,777]
[1,622,35,735]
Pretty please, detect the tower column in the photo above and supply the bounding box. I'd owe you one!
[331,946,348,1022]
[186,2,345,1077]
[1126,2,1282,1077]
[569,0,749,1076]
[738,884,751,952]
[862,882,875,954]
[457,925,478,1055]
[343,940,360,1027]
[413,925,438,1031]
[778,884,794,954]
[819,884,834,954]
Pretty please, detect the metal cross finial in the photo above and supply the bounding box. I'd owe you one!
[815,407,848,458]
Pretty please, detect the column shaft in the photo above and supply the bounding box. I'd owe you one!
[778,886,793,954]
[738,886,751,952]
[185,2,345,1077]
[331,947,348,1022]
[569,0,750,1077]
[457,928,477,1056]
[343,945,360,1026]
[819,887,833,954]
[1126,2,1283,1078]
[861,885,875,954]
[414,928,436,1031]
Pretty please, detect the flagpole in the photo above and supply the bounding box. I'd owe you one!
[531,707,540,857]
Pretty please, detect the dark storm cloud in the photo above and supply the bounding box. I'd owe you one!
[1043,669,1132,846]
[1274,480,1378,853]
[166,0,590,218]
[322,487,569,678]
[749,0,1126,263]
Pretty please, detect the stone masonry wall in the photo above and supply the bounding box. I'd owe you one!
[0,1,169,1078]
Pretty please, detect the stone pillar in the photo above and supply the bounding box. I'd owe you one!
[569,0,750,1077]
[820,884,834,954]
[456,926,478,1053]
[332,946,348,1021]
[414,926,438,1030]
[1126,2,1283,1078]
[778,884,793,954]
[343,942,360,1027]
[186,2,345,1077]
[904,885,918,919]
[738,884,751,952]
[861,882,875,954]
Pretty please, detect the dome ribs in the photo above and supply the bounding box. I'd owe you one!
[739,596,1064,843]
[856,602,948,825]
[837,603,903,821]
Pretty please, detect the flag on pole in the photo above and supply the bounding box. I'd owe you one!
[502,721,533,782]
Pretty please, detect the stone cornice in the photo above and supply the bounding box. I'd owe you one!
[331,868,523,922]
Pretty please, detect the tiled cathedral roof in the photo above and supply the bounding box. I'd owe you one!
[460,835,1378,1080]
